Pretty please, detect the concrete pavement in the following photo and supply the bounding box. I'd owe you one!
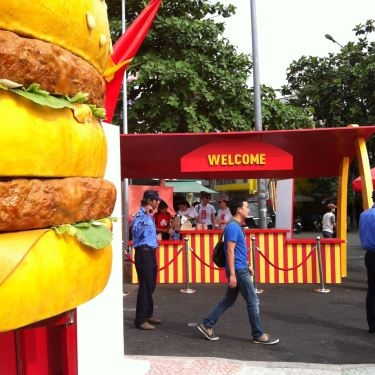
[123,231,375,374]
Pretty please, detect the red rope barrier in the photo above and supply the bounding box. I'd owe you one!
[256,246,316,271]
[158,248,184,271]
[124,248,184,272]
[124,252,135,264]
[190,250,223,271]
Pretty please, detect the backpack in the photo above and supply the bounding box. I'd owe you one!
[212,220,243,268]
[212,231,225,268]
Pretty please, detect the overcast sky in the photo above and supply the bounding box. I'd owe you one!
[219,0,375,90]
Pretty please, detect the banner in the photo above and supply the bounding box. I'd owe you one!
[104,0,162,123]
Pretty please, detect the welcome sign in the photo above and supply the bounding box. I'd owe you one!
[181,139,293,173]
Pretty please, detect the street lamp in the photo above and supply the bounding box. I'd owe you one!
[325,34,344,48]
[250,0,268,229]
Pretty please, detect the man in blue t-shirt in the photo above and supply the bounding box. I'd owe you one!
[197,196,279,345]
[359,190,375,334]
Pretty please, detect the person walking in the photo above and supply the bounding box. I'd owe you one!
[197,196,279,344]
[322,203,337,238]
[132,190,163,330]
[358,190,375,334]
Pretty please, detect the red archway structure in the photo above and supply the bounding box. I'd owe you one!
[120,125,375,282]
[120,126,374,180]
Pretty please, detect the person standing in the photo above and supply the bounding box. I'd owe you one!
[132,190,163,330]
[197,197,279,344]
[358,190,375,334]
[215,193,232,229]
[154,200,173,240]
[195,192,216,229]
[322,203,337,238]
[177,199,198,229]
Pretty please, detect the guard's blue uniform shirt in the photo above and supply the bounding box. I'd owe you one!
[359,204,375,252]
[132,207,158,249]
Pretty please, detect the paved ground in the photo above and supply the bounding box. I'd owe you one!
[123,231,375,374]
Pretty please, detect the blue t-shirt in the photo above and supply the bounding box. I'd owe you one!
[359,205,375,252]
[224,220,248,270]
[132,207,158,249]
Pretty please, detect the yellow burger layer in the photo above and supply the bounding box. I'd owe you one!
[0,228,112,332]
[0,0,111,74]
[0,91,107,178]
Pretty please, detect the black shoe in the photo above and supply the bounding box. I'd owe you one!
[197,323,219,341]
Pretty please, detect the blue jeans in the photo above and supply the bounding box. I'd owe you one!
[203,268,264,339]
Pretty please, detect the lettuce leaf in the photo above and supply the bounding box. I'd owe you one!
[53,218,116,250]
[0,83,105,119]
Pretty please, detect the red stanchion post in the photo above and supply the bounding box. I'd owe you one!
[180,236,196,294]
[250,235,263,294]
[314,236,331,293]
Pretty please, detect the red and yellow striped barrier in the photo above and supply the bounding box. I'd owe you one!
[127,229,343,284]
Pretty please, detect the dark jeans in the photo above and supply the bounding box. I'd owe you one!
[322,231,334,238]
[365,251,375,331]
[134,247,157,326]
[203,268,264,339]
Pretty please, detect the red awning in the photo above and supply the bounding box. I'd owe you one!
[120,126,375,180]
[352,167,375,192]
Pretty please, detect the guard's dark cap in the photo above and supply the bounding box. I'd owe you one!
[143,190,161,201]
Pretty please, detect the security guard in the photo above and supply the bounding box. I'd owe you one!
[359,190,375,334]
[132,190,162,330]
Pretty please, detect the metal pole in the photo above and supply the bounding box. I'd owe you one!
[180,237,196,294]
[251,235,263,294]
[314,236,331,293]
[250,0,267,229]
[121,0,130,296]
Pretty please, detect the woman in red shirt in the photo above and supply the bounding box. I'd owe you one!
[154,200,173,240]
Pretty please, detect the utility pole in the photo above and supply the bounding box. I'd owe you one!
[250,0,267,228]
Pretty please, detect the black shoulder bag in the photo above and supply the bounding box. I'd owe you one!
[212,230,226,268]
[212,220,243,268]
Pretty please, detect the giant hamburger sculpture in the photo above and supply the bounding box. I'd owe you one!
[0,0,116,331]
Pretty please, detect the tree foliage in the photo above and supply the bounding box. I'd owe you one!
[282,20,375,208]
[282,20,375,129]
[107,0,312,133]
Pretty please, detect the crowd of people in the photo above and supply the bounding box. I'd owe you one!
[151,191,234,240]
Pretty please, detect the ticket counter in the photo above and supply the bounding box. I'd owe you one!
[127,229,343,284]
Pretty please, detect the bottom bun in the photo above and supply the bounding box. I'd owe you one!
[0,228,112,332]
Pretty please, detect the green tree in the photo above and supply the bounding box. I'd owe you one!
[282,20,375,130]
[107,0,312,133]
[282,21,375,220]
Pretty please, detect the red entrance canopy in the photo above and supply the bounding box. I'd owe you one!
[120,126,375,180]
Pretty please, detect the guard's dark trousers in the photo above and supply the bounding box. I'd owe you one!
[365,251,375,332]
[134,247,157,327]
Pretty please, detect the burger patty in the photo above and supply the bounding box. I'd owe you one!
[0,177,116,232]
[0,30,105,107]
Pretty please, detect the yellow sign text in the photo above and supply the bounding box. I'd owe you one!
[207,153,266,166]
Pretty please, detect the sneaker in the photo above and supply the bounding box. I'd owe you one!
[197,323,219,341]
[137,322,155,330]
[252,333,279,345]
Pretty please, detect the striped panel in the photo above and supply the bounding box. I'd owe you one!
[129,232,342,284]
[131,241,184,284]
[188,231,226,283]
